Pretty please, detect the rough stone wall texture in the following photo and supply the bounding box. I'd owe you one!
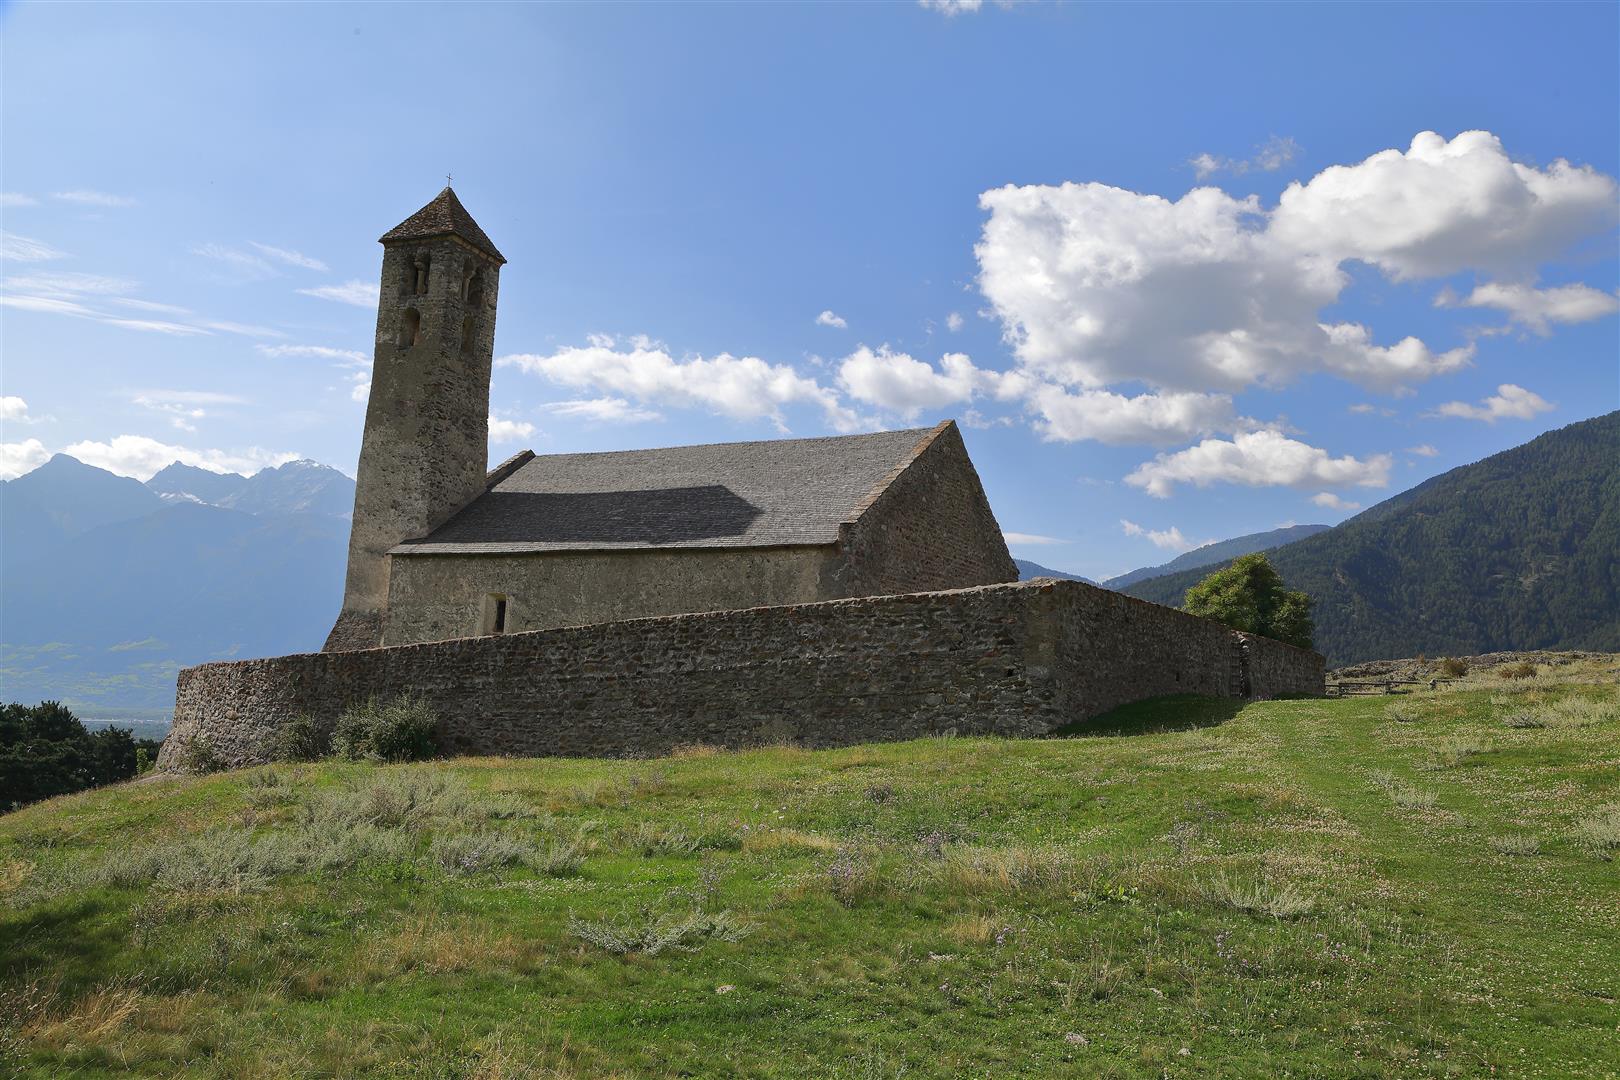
[836,422,1019,597]
[325,234,501,652]
[160,580,1325,771]
[381,547,841,646]
[1238,632,1326,698]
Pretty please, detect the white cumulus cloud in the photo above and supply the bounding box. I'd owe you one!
[1125,429,1393,498]
[1120,519,1205,553]
[1429,383,1554,422]
[1,396,33,422]
[946,311,965,332]
[499,335,855,432]
[0,438,50,480]
[1441,281,1620,334]
[836,346,1022,419]
[1310,492,1362,510]
[1027,385,1236,445]
[815,310,848,329]
[976,130,1618,399]
[488,416,536,443]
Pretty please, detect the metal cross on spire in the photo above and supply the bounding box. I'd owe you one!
[445,172,453,187]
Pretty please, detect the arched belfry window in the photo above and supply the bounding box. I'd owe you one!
[463,264,484,308]
[398,307,421,347]
[408,252,432,295]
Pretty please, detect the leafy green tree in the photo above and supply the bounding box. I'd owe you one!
[1182,553,1315,649]
[0,701,163,810]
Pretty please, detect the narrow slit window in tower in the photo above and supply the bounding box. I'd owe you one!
[483,593,509,635]
[398,307,421,347]
[460,315,476,357]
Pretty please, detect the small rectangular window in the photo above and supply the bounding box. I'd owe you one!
[482,593,510,636]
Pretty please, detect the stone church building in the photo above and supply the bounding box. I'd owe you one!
[325,188,1017,651]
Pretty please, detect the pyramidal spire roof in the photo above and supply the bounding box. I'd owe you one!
[379,187,505,263]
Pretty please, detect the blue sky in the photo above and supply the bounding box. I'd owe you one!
[2,1,1616,580]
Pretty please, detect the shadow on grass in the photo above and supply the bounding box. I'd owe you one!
[0,894,131,995]
[1050,694,1243,738]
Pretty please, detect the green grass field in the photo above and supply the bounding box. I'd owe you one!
[3,664,1617,1078]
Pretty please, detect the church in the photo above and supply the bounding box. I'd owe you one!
[324,188,1018,651]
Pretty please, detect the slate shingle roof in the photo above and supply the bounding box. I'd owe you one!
[391,425,942,555]
[379,187,506,264]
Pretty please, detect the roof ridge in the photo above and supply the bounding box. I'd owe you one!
[519,425,938,463]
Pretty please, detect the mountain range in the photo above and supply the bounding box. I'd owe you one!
[1121,412,1619,666]
[1101,525,1331,589]
[1,457,354,719]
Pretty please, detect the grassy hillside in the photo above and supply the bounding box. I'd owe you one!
[1122,412,1620,665]
[3,669,1618,1078]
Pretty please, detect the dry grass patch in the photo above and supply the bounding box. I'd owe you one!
[742,827,838,854]
[1572,804,1620,859]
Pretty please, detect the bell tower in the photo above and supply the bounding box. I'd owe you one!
[324,187,506,651]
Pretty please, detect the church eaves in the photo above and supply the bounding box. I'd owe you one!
[379,186,506,264]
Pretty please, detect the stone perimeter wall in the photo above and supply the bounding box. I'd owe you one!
[158,579,1324,770]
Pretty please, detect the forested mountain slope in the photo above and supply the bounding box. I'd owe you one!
[1122,413,1620,665]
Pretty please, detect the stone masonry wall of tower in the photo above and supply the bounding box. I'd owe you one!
[325,203,503,652]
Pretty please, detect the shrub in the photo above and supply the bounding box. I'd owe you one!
[826,848,884,906]
[628,822,701,857]
[1488,834,1541,856]
[1501,711,1546,729]
[525,839,586,877]
[177,735,225,775]
[269,714,329,762]
[331,697,438,762]
[1573,805,1620,859]
[303,770,469,829]
[1438,657,1469,679]
[430,831,530,875]
[1497,661,1538,681]
[1199,872,1315,919]
[568,909,752,956]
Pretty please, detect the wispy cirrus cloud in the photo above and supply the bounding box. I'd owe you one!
[1,193,39,208]
[297,280,380,307]
[51,189,136,207]
[1,269,277,338]
[1,231,67,261]
[257,344,367,362]
[132,389,248,433]
[250,242,328,272]
[543,397,662,424]
[192,243,277,280]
